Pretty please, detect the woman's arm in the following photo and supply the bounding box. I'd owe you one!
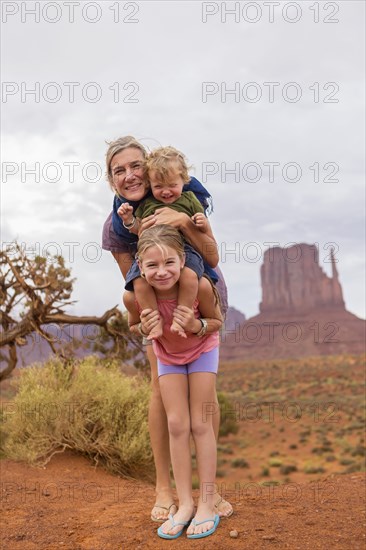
[140,208,219,268]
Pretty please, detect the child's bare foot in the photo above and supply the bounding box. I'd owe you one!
[158,503,194,537]
[170,320,187,338]
[147,318,164,340]
[186,504,218,537]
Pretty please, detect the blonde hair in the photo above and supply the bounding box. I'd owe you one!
[146,146,191,185]
[137,225,185,262]
[105,136,147,189]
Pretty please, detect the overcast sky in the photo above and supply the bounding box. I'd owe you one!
[2,1,365,320]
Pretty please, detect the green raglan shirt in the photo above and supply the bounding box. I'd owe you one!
[135,191,204,219]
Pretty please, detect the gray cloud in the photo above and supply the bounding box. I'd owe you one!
[2,1,365,320]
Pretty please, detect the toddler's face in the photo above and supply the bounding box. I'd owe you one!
[149,165,185,205]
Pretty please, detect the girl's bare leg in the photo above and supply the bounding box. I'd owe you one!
[186,372,218,536]
[158,373,195,536]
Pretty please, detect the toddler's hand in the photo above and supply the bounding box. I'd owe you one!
[192,213,208,232]
[117,203,134,224]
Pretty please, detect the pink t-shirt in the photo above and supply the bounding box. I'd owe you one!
[139,298,219,365]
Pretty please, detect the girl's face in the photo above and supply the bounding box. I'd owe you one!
[139,245,185,293]
[110,147,149,201]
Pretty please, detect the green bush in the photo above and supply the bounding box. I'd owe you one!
[1,357,154,481]
[231,458,250,468]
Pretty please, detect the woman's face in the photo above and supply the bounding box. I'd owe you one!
[110,147,149,201]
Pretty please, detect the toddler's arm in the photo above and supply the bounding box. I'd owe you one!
[117,202,141,235]
[192,212,209,233]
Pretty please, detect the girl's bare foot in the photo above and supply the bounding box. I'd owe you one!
[147,318,164,340]
[186,504,216,536]
[159,503,194,536]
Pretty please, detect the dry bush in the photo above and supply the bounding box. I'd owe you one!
[2,356,154,481]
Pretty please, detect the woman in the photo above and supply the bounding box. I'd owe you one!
[101,136,233,521]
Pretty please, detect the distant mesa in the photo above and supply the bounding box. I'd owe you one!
[225,306,246,329]
[260,244,345,314]
[222,243,365,361]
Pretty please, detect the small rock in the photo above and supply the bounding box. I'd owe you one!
[262,535,276,540]
[230,530,239,538]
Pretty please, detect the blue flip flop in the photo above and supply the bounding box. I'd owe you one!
[157,513,191,540]
[187,514,220,539]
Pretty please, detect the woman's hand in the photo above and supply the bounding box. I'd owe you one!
[140,308,161,336]
[172,305,201,334]
[139,208,186,234]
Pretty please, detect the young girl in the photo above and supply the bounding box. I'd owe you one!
[124,224,222,540]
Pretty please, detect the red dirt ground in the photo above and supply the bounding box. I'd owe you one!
[1,452,365,550]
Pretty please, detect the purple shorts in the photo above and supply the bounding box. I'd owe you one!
[157,346,219,377]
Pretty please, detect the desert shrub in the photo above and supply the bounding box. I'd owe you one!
[217,392,239,437]
[344,463,363,473]
[304,465,326,474]
[351,445,366,457]
[326,455,336,462]
[2,357,154,481]
[339,458,355,466]
[217,444,234,455]
[268,457,282,467]
[279,464,298,475]
[231,458,249,468]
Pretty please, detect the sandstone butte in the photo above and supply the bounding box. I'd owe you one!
[220,243,365,360]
